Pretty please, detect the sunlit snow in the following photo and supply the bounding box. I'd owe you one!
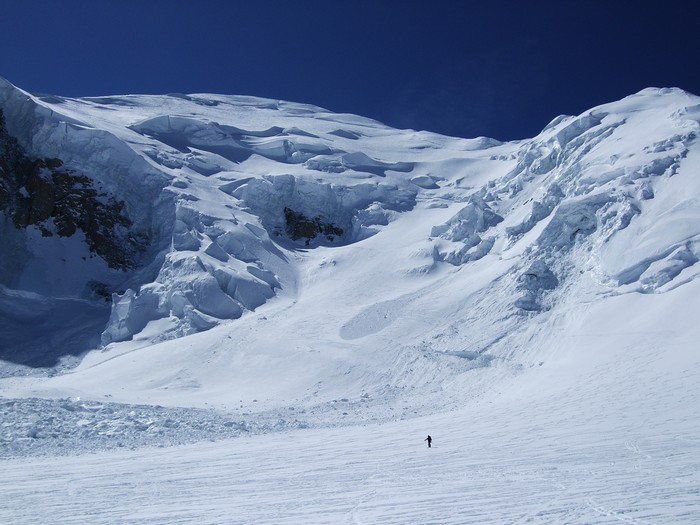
[1,77,699,523]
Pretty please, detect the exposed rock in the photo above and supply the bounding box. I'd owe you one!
[0,110,148,271]
[283,206,344,245]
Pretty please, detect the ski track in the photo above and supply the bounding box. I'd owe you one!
[1,396,699,524]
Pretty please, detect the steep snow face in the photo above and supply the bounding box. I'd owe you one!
[0,78,699,381]
[431,88,700,312]
[0,80,173,300]
[0,78,433,351]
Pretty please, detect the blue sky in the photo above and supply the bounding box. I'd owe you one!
[2,1,698,140]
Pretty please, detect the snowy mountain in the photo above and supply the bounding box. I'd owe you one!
[1,77,699,523]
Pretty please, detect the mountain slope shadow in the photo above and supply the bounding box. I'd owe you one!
[0,288,109,370]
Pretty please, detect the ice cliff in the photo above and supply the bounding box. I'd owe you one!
[1,77,699,368]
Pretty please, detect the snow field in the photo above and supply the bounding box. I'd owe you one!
[2,373,698,525]
[2,277,699,523]
[2,78,700,523]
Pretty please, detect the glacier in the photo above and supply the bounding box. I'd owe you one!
[1,77,699,524]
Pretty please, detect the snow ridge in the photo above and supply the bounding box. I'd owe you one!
[0,77,698,378]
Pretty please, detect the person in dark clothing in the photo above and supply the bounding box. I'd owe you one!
[425,435,432,448]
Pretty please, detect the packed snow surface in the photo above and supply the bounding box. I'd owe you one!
[1,78,699,523]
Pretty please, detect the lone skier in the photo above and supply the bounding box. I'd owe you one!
[425,435,432,448]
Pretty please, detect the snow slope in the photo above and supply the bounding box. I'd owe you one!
[2,279,698,523]
[1,78,699,523]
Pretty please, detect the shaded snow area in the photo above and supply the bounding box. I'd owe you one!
[1,77,700,523]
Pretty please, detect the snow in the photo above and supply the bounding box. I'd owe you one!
[1,76,700,523]
[3,281,699,523]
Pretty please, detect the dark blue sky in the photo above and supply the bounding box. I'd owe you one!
[2,1,698,140]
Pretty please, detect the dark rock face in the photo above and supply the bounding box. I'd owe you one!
[283,206,344,245]
[0,110,148,271]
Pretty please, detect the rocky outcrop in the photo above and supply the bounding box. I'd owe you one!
[283,206,344,245]
[0,110,148,271]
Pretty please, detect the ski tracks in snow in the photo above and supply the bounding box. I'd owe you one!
[2,413,699,524]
